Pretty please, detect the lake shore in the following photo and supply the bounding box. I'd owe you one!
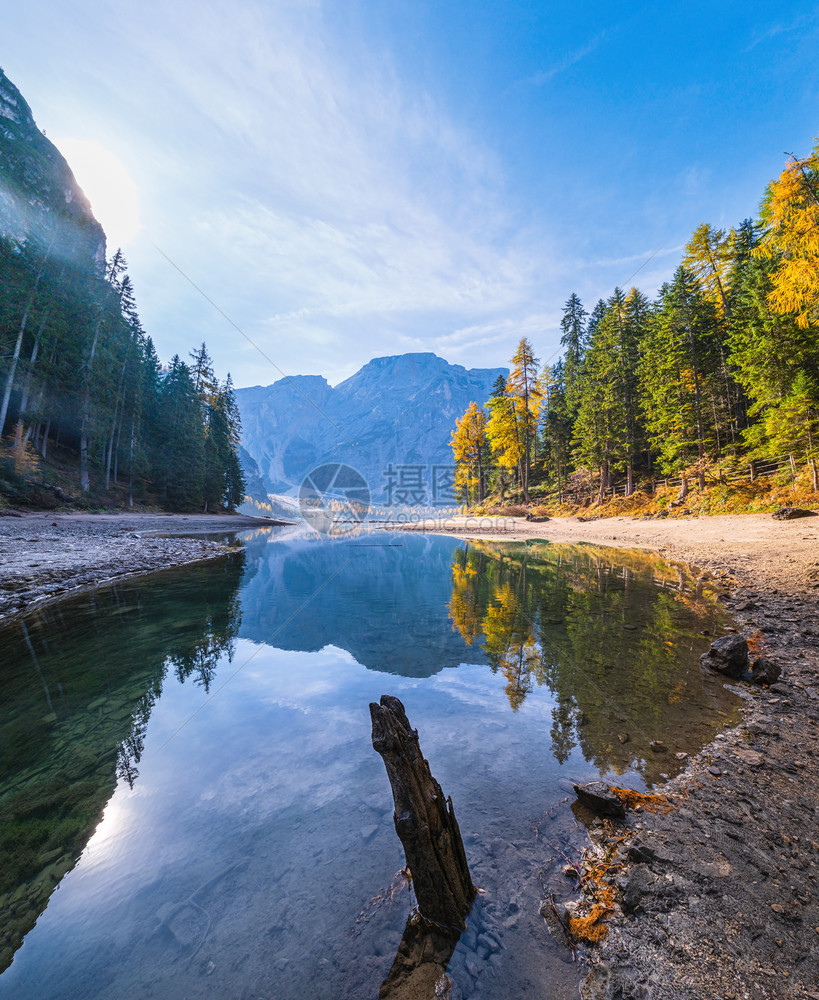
[0,511,289,627]
[3,508,818,997]
[391,513,819,999]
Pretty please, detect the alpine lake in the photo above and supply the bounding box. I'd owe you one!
[0,525,740,999]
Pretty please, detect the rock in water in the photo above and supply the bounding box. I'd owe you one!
[771,507,817,520]
[699,634,749,678]
[370,695,476,928]
[751,656,781,685]
[573,781,626,819]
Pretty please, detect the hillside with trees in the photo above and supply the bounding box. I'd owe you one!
[452,140,819,511]
[0,69,245,512]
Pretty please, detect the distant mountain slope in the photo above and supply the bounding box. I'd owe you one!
[236,353,506,502]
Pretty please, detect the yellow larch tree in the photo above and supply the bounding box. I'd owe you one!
[682,223,733,316]
[451,400,488,504]
[488,338,545,502]
[756,140,819,329]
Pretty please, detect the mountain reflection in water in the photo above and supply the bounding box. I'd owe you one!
[0,528,738,1000]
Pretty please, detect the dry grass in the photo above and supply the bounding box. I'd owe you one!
[567,847,624,944]
[483,503,530,516]
[566,790,675,944]
[476,467,818,521]
[567,892,616,943]
[611,786,674,813]
[746,630,769,658]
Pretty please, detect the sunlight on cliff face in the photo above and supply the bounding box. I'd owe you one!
[55,137,141,247]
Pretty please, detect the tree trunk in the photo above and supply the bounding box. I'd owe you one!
[40,419,51,459]
[0,242,54,438]
[597,459,609,504]
[127,416,136,507]
[0,308,29,439]
[379,910,460,1000]
[13,322,44,460]
[370,695,475,929]
[113,413,123,485]
[80,314,105,492]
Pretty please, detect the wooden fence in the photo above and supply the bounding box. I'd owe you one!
[529,455,795,506]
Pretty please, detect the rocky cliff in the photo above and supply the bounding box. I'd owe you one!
[0,68,105,272]
[236,353,507,503]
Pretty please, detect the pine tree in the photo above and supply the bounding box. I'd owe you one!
[203,390,230,512]
[506,338,544,501]
[683,223,733,316]
[539,360,573,500]
[639,268,726,492]
[728,222,819,486]
[155,356,205,510]
[572,293,625,501]
[189,343,218,411]
[221,375,246,511]
[559,293,586,415]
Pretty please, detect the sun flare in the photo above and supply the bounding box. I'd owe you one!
[55,137,141,248]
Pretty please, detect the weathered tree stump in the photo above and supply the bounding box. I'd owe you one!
[370,695,476,929]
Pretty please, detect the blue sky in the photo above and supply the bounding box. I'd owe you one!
[4,1,819,387]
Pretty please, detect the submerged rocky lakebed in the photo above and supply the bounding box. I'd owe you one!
[0,526,740,999]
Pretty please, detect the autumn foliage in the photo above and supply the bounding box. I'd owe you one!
[451,136,819,507]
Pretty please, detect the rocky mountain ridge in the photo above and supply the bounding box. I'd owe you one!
[236,352,507,503]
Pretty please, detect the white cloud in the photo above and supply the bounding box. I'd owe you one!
[742,11,819,52]
[102,0,563,382]
[518,31,607,89]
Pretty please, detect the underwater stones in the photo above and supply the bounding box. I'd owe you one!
[573,781,626,819]
[700,634,749,678]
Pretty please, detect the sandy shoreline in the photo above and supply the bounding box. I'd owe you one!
[392,511,819,591]
[394,513,819,998]
[2,509,818,997]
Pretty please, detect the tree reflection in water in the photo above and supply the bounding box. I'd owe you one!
[448,540,734,777]
[0,551,245,973]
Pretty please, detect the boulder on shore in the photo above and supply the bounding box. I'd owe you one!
[771,507,817,520]
[751,656,781,685]
[573,781,626,819]
[700,634,749,678]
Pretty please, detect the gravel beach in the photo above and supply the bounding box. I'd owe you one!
[0,511,289,626]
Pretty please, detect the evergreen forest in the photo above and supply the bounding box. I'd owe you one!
[0,238,246,511]
[451,140,819,508]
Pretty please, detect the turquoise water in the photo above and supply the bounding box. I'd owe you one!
[0,527,738,999]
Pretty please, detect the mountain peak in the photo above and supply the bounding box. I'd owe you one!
[237,351,507,500]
